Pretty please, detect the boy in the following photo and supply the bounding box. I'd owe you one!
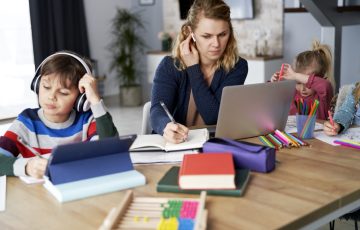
[0,52,118,178]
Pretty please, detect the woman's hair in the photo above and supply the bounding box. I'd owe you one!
[172,0,239,72]
[294,40,335,90]
[353,82,360,103]
[40,53,92,89]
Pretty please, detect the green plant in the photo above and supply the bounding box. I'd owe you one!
[109,8,146,87]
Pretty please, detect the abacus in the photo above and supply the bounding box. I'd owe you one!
[99,190,207,230]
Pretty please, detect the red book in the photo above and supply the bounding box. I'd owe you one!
[178,153,236,190]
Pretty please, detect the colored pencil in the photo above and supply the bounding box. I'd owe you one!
[328,110,335,129]
[334,140,360,150]
[278,64,284,81]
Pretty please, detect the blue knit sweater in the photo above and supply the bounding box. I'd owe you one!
[150,56,248,135]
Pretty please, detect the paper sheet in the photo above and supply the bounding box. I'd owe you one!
[0,176,6,212]
[130,150,199,164]
[285,115,323,133]
[314,126,360,146]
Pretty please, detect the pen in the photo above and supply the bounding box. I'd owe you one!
[17,136,43,158]
[160,101,176,124]
[328,110,335,129]
[278,64,284,81]
[160,101,187,142]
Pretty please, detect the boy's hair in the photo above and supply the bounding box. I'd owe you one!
[40,52,92,89]
[172,0,239,72]
[294,40,335,90]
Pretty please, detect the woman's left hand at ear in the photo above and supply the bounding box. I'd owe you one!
[78,74,101,105]
[180,34,199,67]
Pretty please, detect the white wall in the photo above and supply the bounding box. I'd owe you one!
[341,25,360,86]
[84,0,163,99]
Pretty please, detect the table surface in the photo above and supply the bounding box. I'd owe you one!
[1,138,360,230]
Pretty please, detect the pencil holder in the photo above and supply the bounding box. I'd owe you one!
[296,114,316,139]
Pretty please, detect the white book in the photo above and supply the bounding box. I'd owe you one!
[0,176,5,211]
[130,149,199,164]
[43,170,145,203]
[130,128,209,152]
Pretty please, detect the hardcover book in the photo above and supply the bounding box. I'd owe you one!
[157,166,250,197]
[43,136,146,203]
[129,128,209,152]
[179,153,236,190]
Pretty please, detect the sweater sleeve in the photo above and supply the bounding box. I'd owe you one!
[150,57,181,135]
[0,154,16,176]
[91,100,119,139]
[334,84,357,131]
[306,75,334,119]
[188,58,248,124]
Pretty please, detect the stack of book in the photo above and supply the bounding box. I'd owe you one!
[157,153,250,197]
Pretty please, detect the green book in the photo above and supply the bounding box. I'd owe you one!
[157,166,250,197]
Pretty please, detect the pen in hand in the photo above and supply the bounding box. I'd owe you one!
[160,101,187,142]
[17,136,44,158]
[160,101,176,124]
[328,110,335,129]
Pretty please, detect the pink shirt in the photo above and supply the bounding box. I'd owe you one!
[289,74,334,120]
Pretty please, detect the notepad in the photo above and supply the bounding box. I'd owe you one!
[130,128,209,152]
[0,176,5,211]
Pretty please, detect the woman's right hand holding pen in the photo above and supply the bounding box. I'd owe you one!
[163,122,189,144]
[26,157,48,179]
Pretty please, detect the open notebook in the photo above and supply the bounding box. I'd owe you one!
[130,128,209,152]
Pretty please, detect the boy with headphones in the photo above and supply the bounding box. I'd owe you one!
[0,51,118,178]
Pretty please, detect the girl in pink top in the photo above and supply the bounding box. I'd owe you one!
[271,41,334,120]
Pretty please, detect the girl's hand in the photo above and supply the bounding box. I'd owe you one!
[180,34,199,67]
[163,122,189,144]
[25,157,48,179]
[323,121,341,136]
[78,74,101,105]
[270,72,280,82]
[281,63,297,80]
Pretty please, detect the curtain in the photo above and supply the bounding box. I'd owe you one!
[29,0,90,67]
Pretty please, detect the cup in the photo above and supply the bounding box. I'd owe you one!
[296,114,316,139]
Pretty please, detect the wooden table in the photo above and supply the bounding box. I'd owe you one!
[1,138,359,230]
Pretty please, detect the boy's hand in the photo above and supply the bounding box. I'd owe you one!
[163,122,189,144]
[180,34,199,67]
[323,121,340,136]
[25,157,48,179]
[78,74,101,105]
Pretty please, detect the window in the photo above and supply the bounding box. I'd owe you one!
[0,1,37,120]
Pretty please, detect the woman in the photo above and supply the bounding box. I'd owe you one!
[150,0,248,143]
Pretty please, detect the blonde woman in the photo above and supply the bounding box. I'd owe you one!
[150,0,248,143]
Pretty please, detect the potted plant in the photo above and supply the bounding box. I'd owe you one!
[109,8,146,106]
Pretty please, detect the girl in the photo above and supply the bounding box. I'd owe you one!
[324,82,360,135]
[271,41,334,120]
[150,0,248,143]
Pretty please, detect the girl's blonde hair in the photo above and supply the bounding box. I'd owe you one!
[172,0,239,72]
[353,82,360,104]
[294,40,335,90]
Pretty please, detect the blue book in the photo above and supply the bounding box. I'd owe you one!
[43,136,146,203]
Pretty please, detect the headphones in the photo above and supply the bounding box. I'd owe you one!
[31,51,91,113]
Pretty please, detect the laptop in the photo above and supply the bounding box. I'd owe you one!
[215,80,296,139]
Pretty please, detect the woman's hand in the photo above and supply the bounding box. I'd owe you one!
[78,74,101,105]
[323,121,340,136]
[163,122,189,144]
[180,34,199,67]
[25,157,48,179]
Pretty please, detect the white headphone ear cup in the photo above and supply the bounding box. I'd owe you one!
[74,93,89,113]
[31,74,42,94]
